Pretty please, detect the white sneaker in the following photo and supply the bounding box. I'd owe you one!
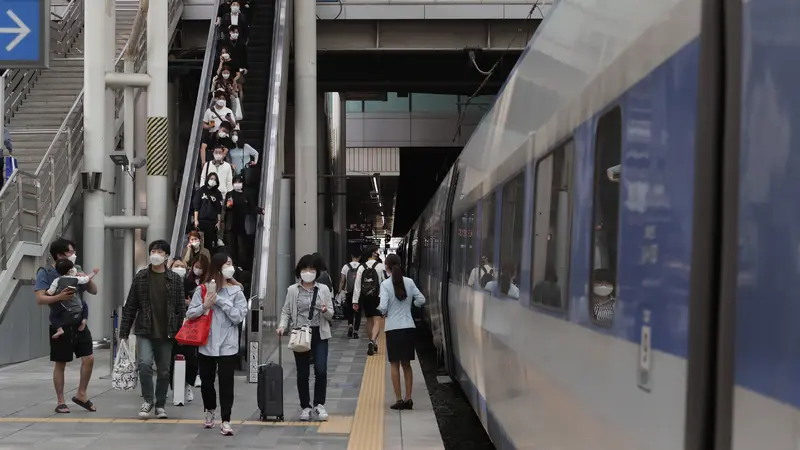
[314,404,329,421]
[220,421,234,436]
[194,375,202,387]
[186,385,194,403]
[138,402,153,418]
[204,410,216,429]
[156,407,168,419]
[299,407,312,421]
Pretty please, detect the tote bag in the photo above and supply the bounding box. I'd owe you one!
[176,285,213,346]
[287,287,318,353]
[111,339,138,391]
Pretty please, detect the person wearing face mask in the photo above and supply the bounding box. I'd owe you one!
[200,145,234,198]
[221,1,249,43]
[227,131,259,177]
[203,92,236,135]
[34,238,99,414]
[215,0,233,25]
[213,65,240,103]
[590,268,616,324]
[467,254,495,289]
[200,121,233,167]
[221,26,248,78]
[119,240,187,420]
[277,254,335,422]
[167,260,200,406]
[45,258,99,340]
[186,255,211,388]
[224,175,260,267]
[187,252,247,436]
[192,172,224,252]
[182,230,212,267]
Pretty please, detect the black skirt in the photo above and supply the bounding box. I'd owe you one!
[385,328,416,362]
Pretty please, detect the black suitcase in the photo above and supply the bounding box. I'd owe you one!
[257,338,284,422]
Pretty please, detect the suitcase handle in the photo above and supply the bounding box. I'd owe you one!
[277,331,282,366]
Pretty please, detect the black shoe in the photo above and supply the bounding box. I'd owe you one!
[390,400,405,410]
[367,341,375,356]
[347,326,353,338]
[352,332,359,339]
[403,399,413,410]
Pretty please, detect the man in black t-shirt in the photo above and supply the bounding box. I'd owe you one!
[200,121,234,167]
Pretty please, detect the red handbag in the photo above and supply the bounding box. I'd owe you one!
[175,284,212,346]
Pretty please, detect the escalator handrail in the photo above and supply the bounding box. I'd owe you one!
[170,0,222,255]
[250,0,292,325]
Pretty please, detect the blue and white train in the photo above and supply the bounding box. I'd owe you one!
[400,0,800,448]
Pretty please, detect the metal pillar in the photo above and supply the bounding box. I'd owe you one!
[134,92,148,264]
[83,3,112,340]
[146,0,170,243]
[331,93,347,273]
[278,177,294,303]
[123,60,136,299]
[294,0,318,257]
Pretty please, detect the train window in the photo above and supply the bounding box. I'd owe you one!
[460,208,477,285]
[589,107,622,326]
[449,220,461,283]
[497,173,525,299]
[531,140,574,309]
[470,196,496,289]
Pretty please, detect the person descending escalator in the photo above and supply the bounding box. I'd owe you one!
[192,172,224,252]
[183,230,212,268]
[224,175,260,269]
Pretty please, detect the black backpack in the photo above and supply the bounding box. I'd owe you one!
[345,262,359,293]
[479,266,494,288]
[360,263,379,297]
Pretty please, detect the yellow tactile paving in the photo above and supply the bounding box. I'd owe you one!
[0,417,322,427]
[347,332,387,450]
[317,415,353,434]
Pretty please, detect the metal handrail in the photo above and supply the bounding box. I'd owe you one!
[170,0,223,255]
[251,0,292,325]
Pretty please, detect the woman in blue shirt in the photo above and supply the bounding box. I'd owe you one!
[378,254,425,410]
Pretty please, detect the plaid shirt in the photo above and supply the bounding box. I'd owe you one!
[119,267,187,339]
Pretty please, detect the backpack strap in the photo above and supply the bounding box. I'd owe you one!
[308,287,319,320]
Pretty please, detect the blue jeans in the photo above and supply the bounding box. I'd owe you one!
[293,326,328,409]
[137,337,173,408]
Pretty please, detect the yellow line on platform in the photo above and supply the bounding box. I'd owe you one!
[0,417,322,427]
[347,332,386,450]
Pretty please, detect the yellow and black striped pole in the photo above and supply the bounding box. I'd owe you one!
[146,117,169,177]
[146,0,170,242]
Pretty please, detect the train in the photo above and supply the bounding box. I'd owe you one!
[398,0,800,448]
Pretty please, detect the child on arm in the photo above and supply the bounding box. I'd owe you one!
[46,259,99,339]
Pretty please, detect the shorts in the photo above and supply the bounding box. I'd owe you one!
[385,328,416,362]
[361,295,381,318]
[50,324,93,363]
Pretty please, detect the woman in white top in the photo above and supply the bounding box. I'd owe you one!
[203,92,236,133]
[200,146,234,198]
[484,262,520,299]
[352,245,386,356]
[378,254,425,410]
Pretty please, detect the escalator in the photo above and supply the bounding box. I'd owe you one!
[169,0,291,369]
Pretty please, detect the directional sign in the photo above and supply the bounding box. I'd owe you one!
[0,0,49,68]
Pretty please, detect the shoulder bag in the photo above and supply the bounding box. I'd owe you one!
[288,287,318,353]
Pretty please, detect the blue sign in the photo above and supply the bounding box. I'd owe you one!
[0,0,48,68]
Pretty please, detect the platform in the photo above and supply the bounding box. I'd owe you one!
[0,323,443,449]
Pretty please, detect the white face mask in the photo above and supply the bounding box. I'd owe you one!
[214,153,224,161]
[208,179,218,187]
[218,131,228,139]
[67,268,78,277]
[222,265,236,279]
[190,240,200,249]
[231,135,239,143]
[193,268,203,276]
[172,267,187,278]
[300,271,317,283]
[216,99,226,107]
[221,53,230,61]
[67,253,77,264]
[150,253,166,266]
[233,183,243,191]
[231,5,240,13]
[593,285,613,297]
[230,33,239,40]
[222,73,230,80]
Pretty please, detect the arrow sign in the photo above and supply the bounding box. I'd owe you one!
[0,0,48,68]
[0,10,30,52]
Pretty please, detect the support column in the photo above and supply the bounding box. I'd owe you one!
[134,93,148,267]
[83,4,112,339]
[146,0,170,244]
[294,0,318,257]
[331,93,347,273]
[122,59,136,302]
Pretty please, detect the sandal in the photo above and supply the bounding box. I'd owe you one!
[71,397,97,412]
[55,404,70,414]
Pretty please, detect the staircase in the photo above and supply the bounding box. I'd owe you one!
[9,0,142,173]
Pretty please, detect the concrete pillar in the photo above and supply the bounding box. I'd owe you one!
[83,2,112,340]
[122,60,136,305]
[167,80,179,224]
[146,0,170,244]
[294,0,318,257]
[134,93,149,267]
[331,93,347,274]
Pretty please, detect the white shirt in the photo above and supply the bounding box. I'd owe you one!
[203,106,235,132]
[231,13,239,26]
[199,161,234,197]
[484,280,520,299]
[467,264,494,287]
[352,260,386,305]
[47,275,91,295]
[340,261,359,293]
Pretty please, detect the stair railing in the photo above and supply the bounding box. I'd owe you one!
[0,0,185,272]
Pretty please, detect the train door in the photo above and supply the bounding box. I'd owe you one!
[438,166,460,376]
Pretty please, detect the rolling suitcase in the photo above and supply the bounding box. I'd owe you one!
[257,336,284,421]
